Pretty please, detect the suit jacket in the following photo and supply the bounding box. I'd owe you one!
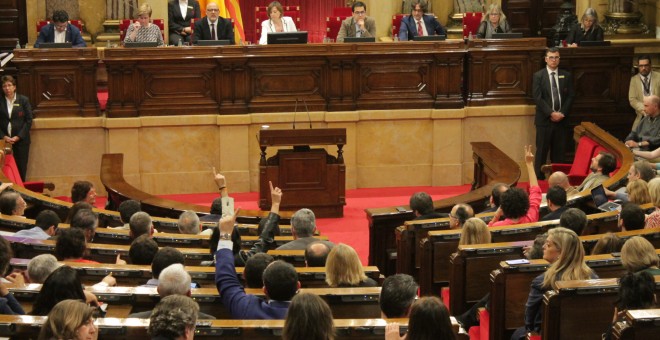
[0,94,33,144]
[629,70,660,128]
[532,68,574,127]
[168,0,201,34]
[215,248,290,319]
[476,19,512,39]
[565,24,604,45]
[193,16,234,44]
[398,14,445,41]
[336,16,376,42]
[34,23,86,48]
[576,172,609,192]
[259,17,298,45]
[275,236,335,251]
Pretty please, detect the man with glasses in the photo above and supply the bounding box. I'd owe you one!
[533,47,574,179]
[398,0,445,41]
[337,1,376,42]
[193,2,234,45]
[34,10,86,48]
[629,55,660,129]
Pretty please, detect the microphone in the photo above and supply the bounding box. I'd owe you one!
[292,98,298,130]
[303,98,311,129]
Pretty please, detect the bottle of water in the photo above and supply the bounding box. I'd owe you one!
[15,41,20,49]
[106,39,111,48]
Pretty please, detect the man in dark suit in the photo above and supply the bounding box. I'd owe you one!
[398,0,445,41]
[193,1,234,45]
[0,75,33,181]
[168,0,201,45]
[34,10,86,48]
[533,47,574,179]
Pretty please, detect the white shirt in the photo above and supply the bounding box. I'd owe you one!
[416,18,428,36]
[546,66,561,111]
[5,95,14,135]
[54,28,66,43]
[179,0,189,19]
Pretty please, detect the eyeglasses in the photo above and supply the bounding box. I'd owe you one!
[353,10,366,15]
[489,13,500,16]
[639,64,651,68]
[207,8,220,12]
[546,56,560,60]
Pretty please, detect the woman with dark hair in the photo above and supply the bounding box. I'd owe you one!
[39,299,97,340]
[65,202,93,224]
[603,271,657,340]
[30,266,98,316]
[259,1,298,45]
[55,228,97,264]
[0,75,33,182]
[386,296,455,340]
[70,181,96,206]
[282,292,334,340]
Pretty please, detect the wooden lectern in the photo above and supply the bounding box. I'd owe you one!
[259,128,346,218]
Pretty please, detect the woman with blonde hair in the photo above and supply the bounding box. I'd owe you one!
[476,3,512,39]
[459,217,491,245]
[325,243,377,287]
[39,299,97,340]
[621,236,660,275]
[566,7,604,46]
[283,292,335,340]
[626,179,651,205]
[259,1,297,45]
[511,227,597,339]
[123,3,164,46]
[645,177,660,228]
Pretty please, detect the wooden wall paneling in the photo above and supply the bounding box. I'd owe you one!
[0,0,26,50]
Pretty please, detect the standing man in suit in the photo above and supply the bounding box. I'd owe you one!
[0,76,32,182]
[398,0,445,41]
[168,0,201,45]
[629,55,660,130]
[336,1,376,42]
[193,2,234,45]
[533,47,575,179]
[34,10,86,48]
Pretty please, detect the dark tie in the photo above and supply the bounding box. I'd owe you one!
[211,22,216,40]
[417,20,423,36]
[551,72,560,112]
[643,76,651,96]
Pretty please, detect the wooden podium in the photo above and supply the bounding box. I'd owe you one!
[259,128,346,218]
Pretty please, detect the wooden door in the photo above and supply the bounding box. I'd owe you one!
[0,0,26,50]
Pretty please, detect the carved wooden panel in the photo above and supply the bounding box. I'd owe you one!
[503,0,575,40]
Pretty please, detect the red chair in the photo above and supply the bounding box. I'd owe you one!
[541,136,621,186]
[333,7,352,17]
[0,150,54,193]
[462,12,483,39]
[392,14,405,39]
[325,17,343,41]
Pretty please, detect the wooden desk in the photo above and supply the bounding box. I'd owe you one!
[613,308,660,339]
[13,48,100,118]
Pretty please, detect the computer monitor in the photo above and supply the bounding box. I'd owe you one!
[124,41,159,48]
[412,35,446,41]
[578,40,611,47]
[267,31,308,45]
[490,33,523,39]
[197,40,231,46]
[38,42,72,48]
[343,37,375,43]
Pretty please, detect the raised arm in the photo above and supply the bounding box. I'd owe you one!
[525,145,538,188]
[213,167,228,197]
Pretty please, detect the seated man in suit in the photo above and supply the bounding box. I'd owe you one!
[625,95,660,151]
[409,192,447,220]
[168,0,201,45]
[398,0,445,41]
[629,56,660,130]
[336,1,376,42]
[34,10,86,48]
[193,1,234,45]
[540,185,568,221]
[276,208,334,251]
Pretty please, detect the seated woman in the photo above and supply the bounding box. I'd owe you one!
[603,271,657,340]
[282,292,334,340]
[590,232,623,255]
[55,228,98,264]
[477,4,512,39]
[31,266,99,316]
[626,179,651,205]
[386,296,455,340]
[259,1,297,45]
[621,236,660,275]
[325,243,377,287]
[511,227,598,339]
[123,3,164,46]
[459,217,491,246]
[566,8,604,47]
[39,299,97,340]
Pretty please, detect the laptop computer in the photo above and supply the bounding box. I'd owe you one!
[343,37,375,43]
[267,31,308,45]
[412,35,446,41]
[491,33,523,39]
[124,41,159,48]
[38,42,72,48]
[197,40,231,46]
[591,184,621,212]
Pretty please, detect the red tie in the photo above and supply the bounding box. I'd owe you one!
[417,20,423,36]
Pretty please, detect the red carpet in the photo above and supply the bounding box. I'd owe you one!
[144,185,473,264]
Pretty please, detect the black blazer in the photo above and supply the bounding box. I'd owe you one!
[565,24,604,45]
[532,68,574,127]
[193,16,235,44]
[168,0,201,34]
[34,23,86,47]
[0,94,33,144]
[398,14,445,41]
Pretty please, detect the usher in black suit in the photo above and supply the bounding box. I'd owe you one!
[533,67,574,178]
[0,94,33,181]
